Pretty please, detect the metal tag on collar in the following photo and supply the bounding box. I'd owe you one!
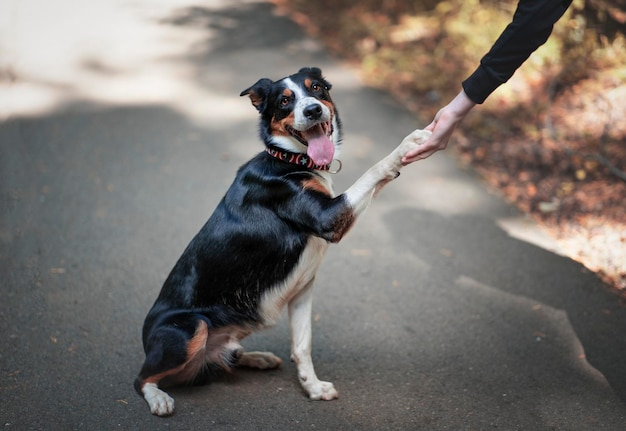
[329,159,342,174]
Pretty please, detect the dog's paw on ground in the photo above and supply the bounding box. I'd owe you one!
[238,351,283,369]
[143,383,175,417]
[306,380,339,401]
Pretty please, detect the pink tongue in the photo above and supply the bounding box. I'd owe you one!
[303,124,334,166]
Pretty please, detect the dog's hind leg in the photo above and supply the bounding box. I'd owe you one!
[134,345,182,416]
[238,351,283,369]
[288,281,338,400]
[200,326,282,371]
[135,319,209,416]
[218,333,282,370]
[136,380,176,417]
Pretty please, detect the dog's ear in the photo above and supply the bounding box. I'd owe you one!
[298,66,322,75]
[240,78,273,112]
[298,66,332,91]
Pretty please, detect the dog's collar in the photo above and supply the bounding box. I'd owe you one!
[265,146,342,173]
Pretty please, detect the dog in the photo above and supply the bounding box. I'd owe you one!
[135,67,430,416]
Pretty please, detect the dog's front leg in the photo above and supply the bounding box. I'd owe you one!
[345,129,431,215]
[288,280,339,400]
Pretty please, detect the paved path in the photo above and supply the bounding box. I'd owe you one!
[2,1,625,429]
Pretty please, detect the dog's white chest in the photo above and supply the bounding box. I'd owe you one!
[259,236,328,325]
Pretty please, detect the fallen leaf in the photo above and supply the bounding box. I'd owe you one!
[538,201,559,213]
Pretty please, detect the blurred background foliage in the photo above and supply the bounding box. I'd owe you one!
[277,0,626,105]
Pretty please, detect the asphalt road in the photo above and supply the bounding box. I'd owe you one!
[1,1,626,429]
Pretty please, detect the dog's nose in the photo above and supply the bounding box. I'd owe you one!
[303,104,323,120]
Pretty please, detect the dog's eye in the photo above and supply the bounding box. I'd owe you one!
[280,97,290,106]
[311,83,321,92]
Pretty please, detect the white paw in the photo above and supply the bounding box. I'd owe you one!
[238,351,283,369]
[306,380,339,401]
[143,383,175,416]
[398,128,431,155]
[378,129,432,181]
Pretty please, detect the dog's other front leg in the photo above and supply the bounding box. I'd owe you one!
[288,281,338,400]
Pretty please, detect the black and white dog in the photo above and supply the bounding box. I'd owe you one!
[135,67,429,416]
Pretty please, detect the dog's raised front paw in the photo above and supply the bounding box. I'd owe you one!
[378,129,432,180]
[398,128,431,156]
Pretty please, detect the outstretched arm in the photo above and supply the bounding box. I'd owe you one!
[403,0,572,164]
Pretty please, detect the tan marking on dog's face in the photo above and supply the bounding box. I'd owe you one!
[304,78,313,89]
[320,99,335,118]
[271,111,295,137]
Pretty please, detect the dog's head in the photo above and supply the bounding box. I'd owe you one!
[241,67,341,166]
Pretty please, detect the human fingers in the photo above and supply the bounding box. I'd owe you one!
[401,134,442,164]
[401,148,438,164]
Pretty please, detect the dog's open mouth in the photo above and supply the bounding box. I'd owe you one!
[286,121,335,166]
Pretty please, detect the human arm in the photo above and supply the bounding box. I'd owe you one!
[403,0,573,163]
[463,0,573,104]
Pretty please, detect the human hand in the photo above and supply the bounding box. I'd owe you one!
[402,90,476,164]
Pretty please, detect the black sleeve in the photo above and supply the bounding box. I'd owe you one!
[462,0,573,104]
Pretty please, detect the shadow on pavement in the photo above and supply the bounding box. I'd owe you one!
[161,2,302,54]
[385,207,626,405]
